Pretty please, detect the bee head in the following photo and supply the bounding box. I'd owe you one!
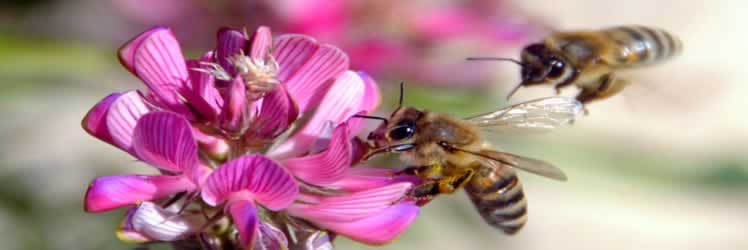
[367,107,422,148]
[519,43,570,86]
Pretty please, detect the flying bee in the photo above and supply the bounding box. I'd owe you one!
[355,83,583,234]
[469,25,682,107]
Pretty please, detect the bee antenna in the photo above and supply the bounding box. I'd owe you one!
[398,81,405,109]
[466,57,525,67]
[352,114,389,125]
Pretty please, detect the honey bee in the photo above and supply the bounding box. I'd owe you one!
[469,25,682,107]
[356,84,583,234]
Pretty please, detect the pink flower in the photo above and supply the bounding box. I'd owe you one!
[84,112,208,213]
[83,25,419,249]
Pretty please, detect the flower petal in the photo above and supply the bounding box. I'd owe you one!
[130,27,192,116]
[283,123,351,186]
[269,71,364,158]
[273,34,349,113]
[245,84,298,143]
[287,182,412,222]
[117,202,203,242]
[228,199,259,248]
[192,128,229,162]
[118,26,168,74]
[328,167,422,192]
[184,58,223,120]
[132,112,198,174]
[348,72,382,135]
[357,71,381,113]
[106,91,151,152]
[248,26,272,59]
[219,77,248,133]
[216,28,247,76]
[82,92,121,148]
[84,175,194,212]
[201,154,299,210]
[317,202,419,245]
[255,221,289,250]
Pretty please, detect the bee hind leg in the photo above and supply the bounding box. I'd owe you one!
[575,73,629,114]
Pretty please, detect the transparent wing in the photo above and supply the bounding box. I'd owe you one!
[462,148,567,181]
[466,97,583,133]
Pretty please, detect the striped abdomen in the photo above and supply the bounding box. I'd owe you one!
[603,26,682,67]
[465,165,527,234]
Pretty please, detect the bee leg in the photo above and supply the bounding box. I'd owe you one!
[554,80,574,95]
[437,169,475,194]
[575,73,628,111]
[408,181,441,200]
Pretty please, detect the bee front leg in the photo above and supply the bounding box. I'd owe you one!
[408,181,441,200]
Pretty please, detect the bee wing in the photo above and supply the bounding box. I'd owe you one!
[453,147,567,181]
[465,97,583,133]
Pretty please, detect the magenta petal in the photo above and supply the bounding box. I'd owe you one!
[228,199,259,248]
[328,167,422,192]
[85,175,194,212]
[357,71,381,113]
[130,28,192,116]
[318,202,419,245]
[269,71,365,158]
[219,77,248,133]
[273,34,349,113]
[248,26,272,59]
[246,84,298,143]
[283,123,351,186]
[132,112,197,174]
[106,91,151,152]
[216,28,247,75]
[201,154,299,210]
[82,93,121,148]
[118,202,203,242]
[118,26,168,74]
[287,182,413,222]
[185,59,223,120]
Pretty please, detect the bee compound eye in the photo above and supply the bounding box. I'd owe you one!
[388,121,416,141]
[547,60,566,78]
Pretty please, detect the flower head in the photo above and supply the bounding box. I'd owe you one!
[83,26,418,249]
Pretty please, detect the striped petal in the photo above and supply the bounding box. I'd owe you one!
[287,182,412,222]
[219,77,248,133]
[184,58,223,120]
[228,199,260,249]
[248,26,272,59]
[216,28,247,76]
[118,26,167,74]
[201,154,299,210]
[84,175,195,212]
[132,112,197,174]
[283,123,352,186]
[106,91,151,152]
[269,71,365,158]
[327,167,422,192]
[316,202,419,245]
[245,84,298,143]
[117,202,203,243]
[357,71,381,113]
[273,34,349,113]
[82,92,121,149]
[129,27,192,116]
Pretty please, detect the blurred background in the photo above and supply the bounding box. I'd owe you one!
[1,0,746,249]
